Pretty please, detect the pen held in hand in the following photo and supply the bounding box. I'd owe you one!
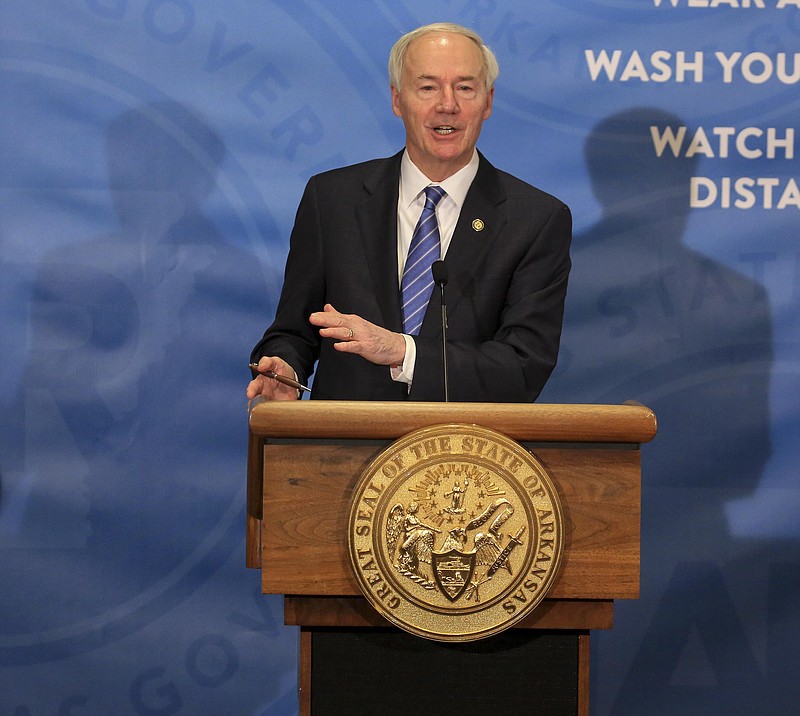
[249,363,311,393]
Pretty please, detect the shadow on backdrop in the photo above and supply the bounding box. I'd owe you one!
[0,102,283,689]
[541,107,782,715]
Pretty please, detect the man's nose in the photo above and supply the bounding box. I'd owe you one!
[437,87,458,113]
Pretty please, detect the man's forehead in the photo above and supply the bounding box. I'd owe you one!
[404,36,484,77]
[406,33,482,61]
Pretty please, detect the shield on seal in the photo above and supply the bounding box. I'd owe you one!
[432,549,476,602]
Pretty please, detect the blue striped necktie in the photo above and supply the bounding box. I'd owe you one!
[401,185,446,335]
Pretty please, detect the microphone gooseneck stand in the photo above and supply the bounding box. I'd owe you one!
[431,260,449,403]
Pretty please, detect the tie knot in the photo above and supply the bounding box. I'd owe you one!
[424,185,446,208]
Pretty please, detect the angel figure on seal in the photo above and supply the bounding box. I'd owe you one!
[386,502,440,581]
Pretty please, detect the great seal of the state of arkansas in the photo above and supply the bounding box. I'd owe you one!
[347,424,564,641]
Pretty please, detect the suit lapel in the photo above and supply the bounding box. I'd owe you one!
[355,152,404,332]
[420,153,507,334]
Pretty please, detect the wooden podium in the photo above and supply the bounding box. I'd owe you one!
[247,401,656,716]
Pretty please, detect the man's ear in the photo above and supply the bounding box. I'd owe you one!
[483,86,494,120]
[391,85,403,118]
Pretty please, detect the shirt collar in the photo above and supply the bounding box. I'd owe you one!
[399,149,480,209]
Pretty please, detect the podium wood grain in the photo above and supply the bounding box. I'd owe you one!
[248,401,654,601]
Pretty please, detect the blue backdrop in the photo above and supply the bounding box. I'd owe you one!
[1,2,798,714]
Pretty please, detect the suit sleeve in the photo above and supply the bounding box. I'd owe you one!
[410,201,572,402]
[250,178,324,386]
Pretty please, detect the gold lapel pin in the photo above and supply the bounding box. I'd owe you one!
[472,218,485,232]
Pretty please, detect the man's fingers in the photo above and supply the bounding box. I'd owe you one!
[247,356,300,400]
[308,308,403,365]
[311,306,361,342]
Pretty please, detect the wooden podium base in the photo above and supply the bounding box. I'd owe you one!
[300,627,589,716]
[287,595,598,714]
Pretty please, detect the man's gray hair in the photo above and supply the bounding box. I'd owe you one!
[388,23,500,91]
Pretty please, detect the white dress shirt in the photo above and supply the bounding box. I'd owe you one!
[391,150,480,385]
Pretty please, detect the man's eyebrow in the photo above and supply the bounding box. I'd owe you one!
[414,74,479,82]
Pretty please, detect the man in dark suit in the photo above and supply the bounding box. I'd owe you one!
[248,23,571,403]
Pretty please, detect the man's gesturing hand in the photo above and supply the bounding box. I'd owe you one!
[310,303,406,367]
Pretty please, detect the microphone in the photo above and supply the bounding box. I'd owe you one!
[431,260,449,402]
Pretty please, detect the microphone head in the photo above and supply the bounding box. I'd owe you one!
[432,260,448,287]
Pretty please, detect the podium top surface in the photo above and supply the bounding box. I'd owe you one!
[248,401,656,444]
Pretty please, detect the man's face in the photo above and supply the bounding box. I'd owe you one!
[391,32,493,181]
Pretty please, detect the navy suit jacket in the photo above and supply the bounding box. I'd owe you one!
[251,150,571,402]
